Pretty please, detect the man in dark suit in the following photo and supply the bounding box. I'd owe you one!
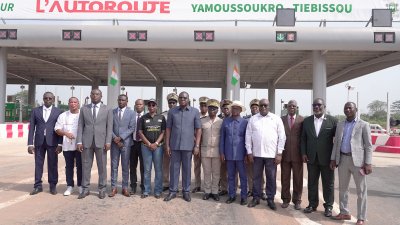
[77,89,113,199]
[301,98,337,217]
[280,100,304,210]
[28,92,62,195]
[130,99,145,195]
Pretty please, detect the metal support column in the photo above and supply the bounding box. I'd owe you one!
[107,49,121,109]
[156,80,163,113]
[268,81,276,114]
[0,48,7,123]
[312,50,327,102]
[226,50,240,101]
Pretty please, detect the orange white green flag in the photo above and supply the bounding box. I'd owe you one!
[231,65,240,86]
[109,66,118,86]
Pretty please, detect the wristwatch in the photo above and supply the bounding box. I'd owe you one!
[155,142,159,145]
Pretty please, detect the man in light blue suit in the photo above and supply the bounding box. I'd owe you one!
[109,94,136,198]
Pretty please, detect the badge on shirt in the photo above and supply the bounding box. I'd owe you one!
[158,119,162,122]
[145,119,150,123]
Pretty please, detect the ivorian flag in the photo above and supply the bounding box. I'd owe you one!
[231,65,240,86]
[109,66,118,86]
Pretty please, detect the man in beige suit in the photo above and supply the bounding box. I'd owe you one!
[330,102,372,225]
[280,100,304,210]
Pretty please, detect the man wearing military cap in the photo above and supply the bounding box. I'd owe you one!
[192,96,209,193]
[218,99,232,119]
[162,93,178,192]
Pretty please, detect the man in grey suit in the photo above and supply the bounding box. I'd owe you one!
[109,94,135,198]
[330,102,372,225]
[77,89,113,199]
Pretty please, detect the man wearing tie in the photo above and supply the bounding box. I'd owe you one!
[77,89,113,199]
[280,100,304,210]
[109,94,135,197]
[301,98,337,217]
[28,92,63,195]
[130,99,145,195]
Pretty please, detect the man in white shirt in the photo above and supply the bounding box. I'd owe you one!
[246,98,286,210]
[55,97,82,196]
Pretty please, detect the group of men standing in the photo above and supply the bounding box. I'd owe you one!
[27,89,372,225]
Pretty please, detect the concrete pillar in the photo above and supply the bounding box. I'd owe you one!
[156,80,163,113]
[28,78,37,107]
[312,50,327,102]
[0,48,7,123]
[226,50,240,101]
[268,81,276,114]
[107,49,121,109]
[221,80,227,100]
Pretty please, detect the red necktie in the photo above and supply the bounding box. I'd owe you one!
[290,116,294,129]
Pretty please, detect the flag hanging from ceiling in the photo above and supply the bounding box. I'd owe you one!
[109,66,118,86]
[231,65,240,86]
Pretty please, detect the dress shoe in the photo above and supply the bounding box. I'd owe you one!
[130,187,137,195]
[163,193,176,202]
[183,192,191,202]
[332,213,351,220]
[281,202,289,208]
[240,198,248,205]
[218,190,228,196]
[303,206,317,213]
[356,219,365,225]
[248,198,260,208]
[141,194,149,198]
[212,194,220,201]
[192,187,201,193]
[122,189,130,197]
[225,197,236,204]
[78,191,90,199]
[162,186,169,192]
[247,191,253,197]
[154,194,162,199]
[294,203,301,210]
[98,190,106,199]
[267,200,277,211]
[324,208,333,217]
[30,187,43,195]
[108,188,117,197]
[203,193,210,200]
[261,192,267,201]
[50,187,57,195]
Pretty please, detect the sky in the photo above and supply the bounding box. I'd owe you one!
[5,64,399,117]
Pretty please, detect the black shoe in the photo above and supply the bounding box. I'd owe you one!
[267,200,277,211]
[50,187,57,195]
[226,197,236,204]
[247,198,260,208]
[261,192,267,201]
[303,206,317,213]
[192,187,201,193]
[212,194,220,201]
[294,203,301,210]
[281,202,289,208]
[324,208,332,217]
[130,186,137,195]
[247,191,253,197]
[240,198,248,205]
[183,192,191,202]
[163,186,169,192]
[203,193,210,200]
[218,190,228,196]
[141,194,149,199]
[77,191,90,199]
[154,194,162,199]
[30,187,43,195]
[98,190,106,199]
[163,193,176,202]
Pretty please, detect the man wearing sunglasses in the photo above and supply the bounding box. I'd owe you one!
[162,93,178,192]
[28,92,63,195]
[301,98,337,217]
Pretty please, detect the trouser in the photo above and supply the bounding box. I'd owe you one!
[253,157,277,201]
[338,155,367,220]
[246,161,265,192]
[63,150,82,187]
[202,157,221,194]
[169,150,192,193]
[162,145,170,187]
[142,145,163,195]
[226,160,247,199]
[307,161,334,209]
[193,153,202,188]
[280,161,303,204]
[34,140,58,189]
[219,161,228,191]
[130,140,144,190]
[110,144,130,188]
[81,143,107,192]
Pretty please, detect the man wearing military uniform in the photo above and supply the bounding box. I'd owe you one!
[218,99,232,196]
[192,96,209,193]
[162,93,178,191]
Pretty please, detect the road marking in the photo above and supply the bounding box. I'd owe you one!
[0,194,31,210]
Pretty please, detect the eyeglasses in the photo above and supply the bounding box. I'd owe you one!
[312,103,323,107]
[43,97,53,100]
[259,104,269,108]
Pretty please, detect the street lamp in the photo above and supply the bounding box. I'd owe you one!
[70,85,75,97]
[19,85,25,123]
[120,86,126,94]
[345,83,355,101]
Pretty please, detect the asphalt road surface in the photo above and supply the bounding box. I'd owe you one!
[0,138,399,225]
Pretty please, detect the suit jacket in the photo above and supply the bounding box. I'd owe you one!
[28,106,63,147]
[300,114,337,166]
[331,119,372,167]
[111,107,136,148]
[77,103,113,149]
[281,115,304,162]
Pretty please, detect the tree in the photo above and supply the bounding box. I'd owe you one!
[391,100,400,115]
[367,100,387,116]
[14,90,29,106]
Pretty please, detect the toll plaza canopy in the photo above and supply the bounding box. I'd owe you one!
[0,0,400,122]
